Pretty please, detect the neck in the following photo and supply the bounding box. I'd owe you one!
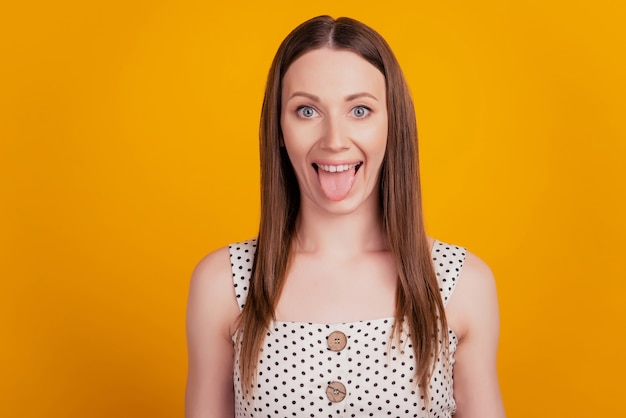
[293,195,387,257]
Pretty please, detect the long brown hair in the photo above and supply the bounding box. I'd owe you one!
[237,15,447,398]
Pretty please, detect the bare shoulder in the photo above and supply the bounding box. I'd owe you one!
[446,249,500,342]
[185,245,240,417]
[187,245,239,339]
[191,246,233,286]
[444,248,506,417]
[459,250,497,293]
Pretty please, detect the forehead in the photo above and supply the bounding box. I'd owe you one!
[281,48,386,99]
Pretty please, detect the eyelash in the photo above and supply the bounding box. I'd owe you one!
[295,105,372,119]
[351,105,371,118]
[296,105,319,118]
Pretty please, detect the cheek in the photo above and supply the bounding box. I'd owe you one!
[375,116,389,153]
[355,119,388,153]
[281,120,317,158]
[281,132,309,174]
[282,132,302,160]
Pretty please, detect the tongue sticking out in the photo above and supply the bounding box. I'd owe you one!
[318,168,357,201]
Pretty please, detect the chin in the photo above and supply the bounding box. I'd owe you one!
[315,193,379,217]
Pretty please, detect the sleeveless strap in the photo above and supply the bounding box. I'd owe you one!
[432,240,467,306]
[228,238,257,311]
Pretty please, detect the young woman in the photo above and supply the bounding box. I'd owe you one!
[186,15,505,418]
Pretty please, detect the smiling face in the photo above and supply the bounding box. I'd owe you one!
[280,47,388,216]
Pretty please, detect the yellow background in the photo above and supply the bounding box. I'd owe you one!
[2,0,625,416]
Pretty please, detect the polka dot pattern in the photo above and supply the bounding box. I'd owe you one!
[229,239,467,417]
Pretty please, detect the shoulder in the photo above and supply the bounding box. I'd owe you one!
[191,237,257,296]
[444,247,500,342]
[441,247,505,416]
[192,245,232,281]
[185,245,240,416]
[458,250,496,293]
[187,245,239,338]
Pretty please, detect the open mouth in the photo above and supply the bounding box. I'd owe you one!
[312,162,363,174]
[312,162,363,201]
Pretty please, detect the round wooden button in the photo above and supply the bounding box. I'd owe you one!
[326,381,346,403]
[327,331,347,351]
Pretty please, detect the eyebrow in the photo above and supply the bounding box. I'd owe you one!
[345,92,379,102]
[287,91,379,102]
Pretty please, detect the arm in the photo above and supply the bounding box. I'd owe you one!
[185,246,239,418]
[446,252,506,418]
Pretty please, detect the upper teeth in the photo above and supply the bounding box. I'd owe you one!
[318,163,357,173]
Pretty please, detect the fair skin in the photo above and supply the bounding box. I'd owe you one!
[185,48,505,417]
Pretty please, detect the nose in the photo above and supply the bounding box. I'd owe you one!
[320,116,350,151]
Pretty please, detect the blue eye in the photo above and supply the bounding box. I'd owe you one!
[351,106,371,118]
[297,106,318,118]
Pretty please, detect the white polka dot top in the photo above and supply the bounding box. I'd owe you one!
[229,239,467,418]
